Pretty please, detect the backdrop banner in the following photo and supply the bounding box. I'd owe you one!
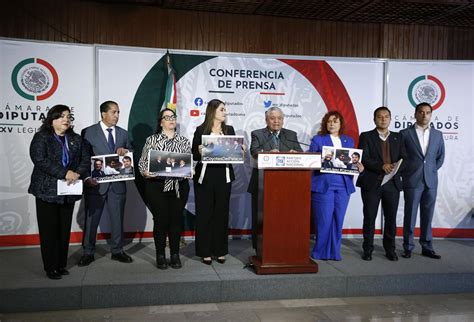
[387,61,473,236]
[0,39,94,246]
[1,39,472,247]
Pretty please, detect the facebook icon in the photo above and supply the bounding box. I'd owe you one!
[194,97,203,106]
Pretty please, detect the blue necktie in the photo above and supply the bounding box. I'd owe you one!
[107,128,115,153]
[272,133,279,150]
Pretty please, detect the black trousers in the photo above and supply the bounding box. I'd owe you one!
[361,180,400,254]
[146,180,190,256]
[194,167,232,258]
[35,198,74,272]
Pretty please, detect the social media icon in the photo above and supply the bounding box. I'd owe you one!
[190,110,200,116]
[194,97,203,106]
[264,100,272,108]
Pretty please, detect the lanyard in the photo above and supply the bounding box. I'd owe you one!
[54,133,70,168]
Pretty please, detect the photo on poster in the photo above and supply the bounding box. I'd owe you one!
[320,146,363,175]
[90,152,135,183]
[148,150,192,178]
[202,135,244,164]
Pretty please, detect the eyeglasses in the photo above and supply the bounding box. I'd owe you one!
[161,115,177,121]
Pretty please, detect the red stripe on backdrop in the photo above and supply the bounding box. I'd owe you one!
[36,58,59,101]
[279,59,359,146]
[1,228,472,247]
[0,230,254,247]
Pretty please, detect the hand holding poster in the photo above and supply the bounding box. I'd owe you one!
[320,146,363,175]
[90,152,135,183]
[148,150,192,178]
[202,135,245,164]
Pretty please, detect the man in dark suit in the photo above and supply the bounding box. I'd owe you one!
[91,159,105,178]
[247,107,303,251]
[347,152,361,170]
[400,102,445,259]
[119,155,134,174]
[78,101,133,266]
[357,106,403,261]
[149,154,165,173]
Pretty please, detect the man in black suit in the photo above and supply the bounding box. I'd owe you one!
[247,107,303,251]
[357,106,403,261]
[347,152,361,170]
[91,159,105,178]
[149,154,165,173]
[78,101,133,266]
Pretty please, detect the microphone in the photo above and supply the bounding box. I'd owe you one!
[280,132,311,150]
[288,139,311,147]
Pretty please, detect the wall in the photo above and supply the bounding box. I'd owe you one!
[1,0,473,59]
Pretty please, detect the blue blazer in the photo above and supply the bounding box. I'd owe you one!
[400,126,445,189]
[81,122,132,195]
[308,134,356,194]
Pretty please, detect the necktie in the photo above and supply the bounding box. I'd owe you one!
[106,128,115,153]
[272,132,279,150]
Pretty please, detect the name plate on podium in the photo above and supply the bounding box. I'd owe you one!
[258,153,321,169]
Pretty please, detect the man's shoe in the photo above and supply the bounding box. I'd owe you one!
[169,254,182,269]
[156,255,168,269]
[385,252,399,261]
[78,255,95,267]
[57,267,70,275]
[401,250,412,258]
[361,253,372,261]
[111,252,133,263]
[422,249,441,259]
[46,270,62,280]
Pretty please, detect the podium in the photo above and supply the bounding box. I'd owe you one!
[249,153,320,274]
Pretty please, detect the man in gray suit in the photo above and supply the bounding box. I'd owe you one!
[78,101,133,266]
[400,102,445,259]
[247,107,303,250]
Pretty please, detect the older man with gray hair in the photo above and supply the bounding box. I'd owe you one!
[247,107,303,251]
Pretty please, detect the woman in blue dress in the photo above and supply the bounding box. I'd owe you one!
[309,111,363,260]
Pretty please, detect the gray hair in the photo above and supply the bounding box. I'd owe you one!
[265,107,284,120]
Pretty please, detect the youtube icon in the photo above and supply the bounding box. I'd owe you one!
[190,109,200,116]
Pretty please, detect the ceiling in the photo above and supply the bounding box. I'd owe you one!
[88,0,474,28]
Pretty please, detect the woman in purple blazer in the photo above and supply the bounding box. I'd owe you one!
[309,111,363,260]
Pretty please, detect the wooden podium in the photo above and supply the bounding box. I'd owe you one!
[249,153,320,274]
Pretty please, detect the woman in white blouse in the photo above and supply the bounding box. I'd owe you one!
[192,99,235,265]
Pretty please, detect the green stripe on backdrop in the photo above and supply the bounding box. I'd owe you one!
[129,53,215,230]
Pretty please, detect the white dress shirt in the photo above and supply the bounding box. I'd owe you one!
[415,124,430,156]
[100,121,116,143]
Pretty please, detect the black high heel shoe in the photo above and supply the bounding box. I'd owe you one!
[216,257,226,264]
[202,257,212,265]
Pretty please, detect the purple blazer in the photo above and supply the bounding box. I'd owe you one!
[308,134,356,194]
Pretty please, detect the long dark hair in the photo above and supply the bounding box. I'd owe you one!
[39,104,74,134]
[155,108,176,134]
[317,111,345,136]
[200,99,228,135]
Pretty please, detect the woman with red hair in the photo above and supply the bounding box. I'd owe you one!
[309,111,363,260]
